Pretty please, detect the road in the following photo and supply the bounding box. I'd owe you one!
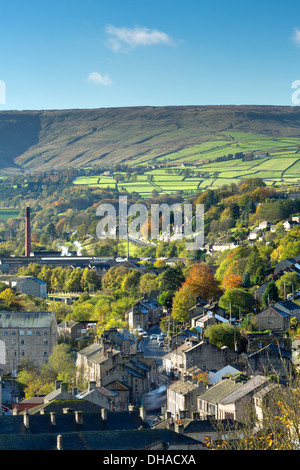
[139,324,168,367]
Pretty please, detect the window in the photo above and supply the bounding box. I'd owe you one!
[3,331,8,335]
[44,331,48,335]
[11,331,16,335]
[35,331,40,336]
[20,339,24,345]
[27,330,32,336]
[43,339,48,345]
[43,351,48,357]
[20,331,24,336]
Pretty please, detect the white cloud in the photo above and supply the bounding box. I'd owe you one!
[292,28,300,45]
[86,72,113,86]
[105,25,173,52]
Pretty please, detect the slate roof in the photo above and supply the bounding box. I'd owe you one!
[168,379,201,396]
[0,311,55,328]
[0,428,201,450]
[219,375,269,405]
[276,300,300,311]
[197,378,245,404]
[271,307,291,318]
[25,399,104,415]
[0,409,150,435]
[247,343,292,360]
[154,417,240,434]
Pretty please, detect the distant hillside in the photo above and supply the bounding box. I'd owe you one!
[1,105,300,174]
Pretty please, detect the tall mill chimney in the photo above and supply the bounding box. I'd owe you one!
[25,206,31,257]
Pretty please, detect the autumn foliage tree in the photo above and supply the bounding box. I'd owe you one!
[184,262,222,301]
[222,273,243,290]
[171,283,196,324]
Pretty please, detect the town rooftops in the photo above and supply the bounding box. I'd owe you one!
[276,300,300,311]
[197,376,246,404]
[219,375,269,405]
[168,378,202,396]
[0,428,202,450]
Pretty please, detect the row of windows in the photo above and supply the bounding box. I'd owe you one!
[1,330,48,336]
[9,338,48,345]
[13,350,48,357]
[0,313,41,319]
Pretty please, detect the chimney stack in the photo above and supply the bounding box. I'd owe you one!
[57,435,63,450]
[25,206,31,257]
[23,409,30,429]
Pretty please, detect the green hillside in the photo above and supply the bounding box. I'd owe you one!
[1,105,300,175]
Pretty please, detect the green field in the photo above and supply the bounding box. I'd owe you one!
[0,209,20,221]
[72,132,300,197]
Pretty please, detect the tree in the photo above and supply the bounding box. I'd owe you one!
[262,280,279,307]
[219,288,255,317]
[205,323,241,350]
[242,270,251,288]
[184,262,222,301]
[275,272,299,299]
[48,343,76,382]
[65,268,83,292]
[158,290,174,309]
[171,284,196,324]
[246,246,263,277]
[159,265,185,292]
[0,288,16,306]
[222,273,243,290]
[139,273,158,296]
[81,268,101,293]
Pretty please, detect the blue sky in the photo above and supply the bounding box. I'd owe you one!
[1,0,300,110]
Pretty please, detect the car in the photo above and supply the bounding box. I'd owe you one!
[150,334,157,340]
[157,335,164,342]
[142,332,148,338]
[1,405,9,414]
[158,340,164,347]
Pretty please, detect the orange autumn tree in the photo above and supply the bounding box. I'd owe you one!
[184,262,222,301]
[222,273,243,290]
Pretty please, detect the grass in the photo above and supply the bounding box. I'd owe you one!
[71,131,300,196]
[0,209,21,220]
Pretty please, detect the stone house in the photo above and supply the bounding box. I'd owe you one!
[245,343,292,382]
[126,295,163,331]
[77,381,119,410]
[0,311,57,375]
[76,339,159,408]
[57,320,87,341]
[197,375,245,420]
[167,377,204,419]
[217,375,269,421]
[254,305,291,332]
[274,300,300,321]
[0,275,47,298]
[101,328,137,354]
[163,338,238,379]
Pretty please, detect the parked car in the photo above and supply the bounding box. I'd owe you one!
[150,334,157,340]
